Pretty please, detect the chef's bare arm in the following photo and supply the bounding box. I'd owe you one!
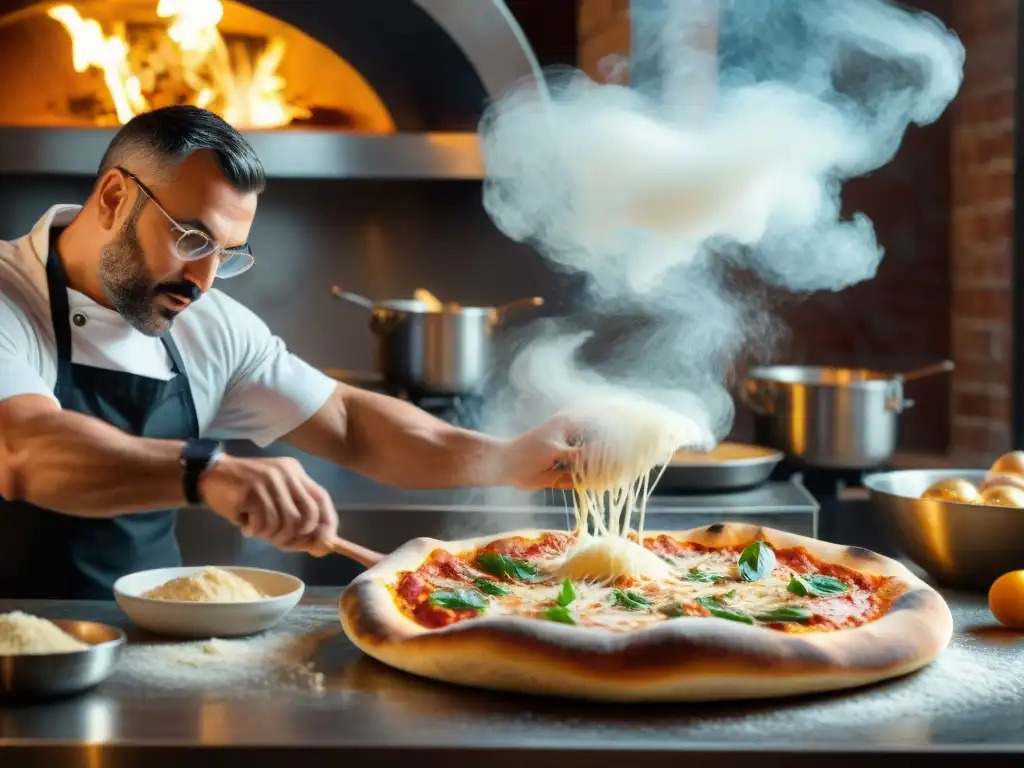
[283,383,508,489]
[0,394,187,516]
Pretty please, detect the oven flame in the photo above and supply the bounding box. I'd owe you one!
[46,0,311,129]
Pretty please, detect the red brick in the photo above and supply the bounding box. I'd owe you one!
[952,356,1013,388]
[951,286,1012,321]
[950,238,1011,266]
[952,320,1007,361]
[951,168,1013,207]
[951,417,1012,454]
[952,257,1012,288]
[578,0,616,38]
[952,390,1011,421]
[953,380,1010,397]
[951,203,1013,242]
[958,77,1016,110]
[963,41,1018,84]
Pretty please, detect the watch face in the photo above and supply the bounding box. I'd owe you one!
[185,439,222,461]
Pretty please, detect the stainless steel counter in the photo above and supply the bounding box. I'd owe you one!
[2,584,1023,767]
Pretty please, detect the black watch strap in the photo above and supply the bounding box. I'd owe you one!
[180,439,223,505]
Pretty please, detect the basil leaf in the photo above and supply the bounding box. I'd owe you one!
[542,605,575,625]
[657,601,687,618]
[787,573,849,597]
[611,589,652,611]
[756,605,812,622]
[473,578,510,596]
[428,589,487,611]
[737,541,776,582]
[557,579,576,607]
[686,569,724,583]
[476,552,538,581]
[696,596,754,625]
[720,589,738,600]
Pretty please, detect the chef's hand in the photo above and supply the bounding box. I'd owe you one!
[199,455,338,552]
[501,413,582,491]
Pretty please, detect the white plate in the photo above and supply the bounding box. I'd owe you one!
[113,566,305,638]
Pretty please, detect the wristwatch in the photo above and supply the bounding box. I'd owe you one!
[180,438,224,505]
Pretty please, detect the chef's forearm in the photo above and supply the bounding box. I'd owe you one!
[2,409,186,516]
[331,389,508,489]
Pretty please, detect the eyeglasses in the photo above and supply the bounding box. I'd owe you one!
[117,167,255,278]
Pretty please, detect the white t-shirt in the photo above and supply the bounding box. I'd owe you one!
[0,204,337,447]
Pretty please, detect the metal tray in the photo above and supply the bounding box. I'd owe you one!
[654,442,784,493]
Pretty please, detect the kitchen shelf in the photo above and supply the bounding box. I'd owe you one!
[0,127,484,180]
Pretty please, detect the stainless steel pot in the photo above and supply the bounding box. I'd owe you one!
[742,361,953,470]
[332,289,543,395]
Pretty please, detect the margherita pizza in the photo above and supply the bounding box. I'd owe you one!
[339,522,953,702]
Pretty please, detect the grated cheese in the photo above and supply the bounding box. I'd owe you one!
[143,567,265,602]
[0,611,90,655]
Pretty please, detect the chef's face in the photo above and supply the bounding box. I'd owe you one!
[96,151,258,336]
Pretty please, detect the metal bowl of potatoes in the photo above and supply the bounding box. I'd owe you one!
[864,458,1024,589]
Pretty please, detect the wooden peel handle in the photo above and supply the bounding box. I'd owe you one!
[311,537,385,568]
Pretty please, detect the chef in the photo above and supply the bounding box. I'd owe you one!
[0,105,578,600]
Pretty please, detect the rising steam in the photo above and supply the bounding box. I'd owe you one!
[480,0,965,447]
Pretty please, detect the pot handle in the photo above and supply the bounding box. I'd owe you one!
[885,378,912,413]
[490,296,544,322]
[886,359,953,412]
[741,379,776,415]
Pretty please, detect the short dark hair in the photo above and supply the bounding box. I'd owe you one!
[98,105,266,194]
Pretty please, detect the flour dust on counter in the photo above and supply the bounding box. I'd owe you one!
[591,606,1024,741]
[114,606,336,695]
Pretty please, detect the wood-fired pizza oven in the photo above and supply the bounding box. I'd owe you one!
[0,0,544,178]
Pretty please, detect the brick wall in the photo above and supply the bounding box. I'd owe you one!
[949,0,1018,463]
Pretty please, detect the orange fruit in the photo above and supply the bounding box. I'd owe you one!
[988,570,1024,629]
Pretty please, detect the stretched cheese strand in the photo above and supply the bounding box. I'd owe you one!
[559,397,709,583]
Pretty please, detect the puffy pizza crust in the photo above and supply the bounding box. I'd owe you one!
[339,523,953,702]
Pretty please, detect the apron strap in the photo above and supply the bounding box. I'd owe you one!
[45,227,74,362]
[161,331,188,377]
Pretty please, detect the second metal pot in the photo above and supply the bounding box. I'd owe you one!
[742,362,953,470]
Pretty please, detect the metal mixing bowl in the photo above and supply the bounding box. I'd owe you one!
[863,468,1024,590]
[0,619,126,700]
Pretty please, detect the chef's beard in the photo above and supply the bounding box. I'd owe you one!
[99,202,198,337]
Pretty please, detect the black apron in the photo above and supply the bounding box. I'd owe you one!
[0,229,199,599]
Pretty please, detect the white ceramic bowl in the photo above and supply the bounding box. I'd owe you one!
[112,566,305,638]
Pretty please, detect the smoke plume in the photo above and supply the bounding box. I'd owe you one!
[480,0,964,447]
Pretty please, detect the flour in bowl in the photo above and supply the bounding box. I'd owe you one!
[143,567,266,602]
[0,611,90,655]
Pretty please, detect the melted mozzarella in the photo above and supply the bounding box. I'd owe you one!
[559,396,711,583]
[557,533,671,582]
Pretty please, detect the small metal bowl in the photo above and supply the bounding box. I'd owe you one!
[864,468,1024,590]
[657,442,784,493]
[0,619,126,701]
